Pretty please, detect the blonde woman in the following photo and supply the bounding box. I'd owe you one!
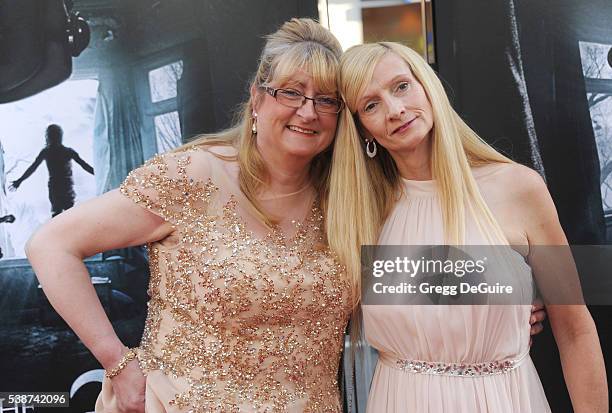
[26,19,354,412]
[328,42,607,412]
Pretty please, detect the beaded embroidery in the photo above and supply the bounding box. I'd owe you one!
[120,149,351,412]
[389,350,529,377]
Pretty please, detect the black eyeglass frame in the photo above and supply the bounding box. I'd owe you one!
[259,86,345,114]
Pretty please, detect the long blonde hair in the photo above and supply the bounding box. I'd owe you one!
[174,18,342,228]
[327,42,514,304]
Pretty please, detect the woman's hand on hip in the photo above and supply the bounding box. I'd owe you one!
[110,359,146,413]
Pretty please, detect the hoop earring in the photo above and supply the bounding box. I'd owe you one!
[365,139,377,158]
[251,113,258,135]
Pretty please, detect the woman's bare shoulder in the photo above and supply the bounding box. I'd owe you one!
[166,144,238,182]
[484,163,559,228]
[475,162,546,196]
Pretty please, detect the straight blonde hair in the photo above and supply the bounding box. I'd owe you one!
[327,42,514,307]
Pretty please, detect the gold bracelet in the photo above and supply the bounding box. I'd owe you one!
[105,348,138,379]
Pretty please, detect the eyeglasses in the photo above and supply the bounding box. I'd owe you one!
[260,86,344,114]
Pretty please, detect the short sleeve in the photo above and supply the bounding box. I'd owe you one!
[119,150,216,227]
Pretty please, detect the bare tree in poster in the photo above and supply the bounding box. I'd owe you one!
[505,0,545,177]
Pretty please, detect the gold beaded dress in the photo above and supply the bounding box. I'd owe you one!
[95,146,352,412]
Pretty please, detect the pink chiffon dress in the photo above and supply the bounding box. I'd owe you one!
[362,166,552,412]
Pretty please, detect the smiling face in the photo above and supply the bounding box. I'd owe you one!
[252,70,339,162]
[356,52,434,158]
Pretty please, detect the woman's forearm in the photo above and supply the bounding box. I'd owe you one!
[554,310,608,412]
[26,238,125,370]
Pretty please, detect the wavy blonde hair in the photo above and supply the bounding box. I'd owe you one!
[174,18,342,229]
[327,42,514,304]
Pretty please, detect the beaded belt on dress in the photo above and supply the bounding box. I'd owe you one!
[379,350,530,377]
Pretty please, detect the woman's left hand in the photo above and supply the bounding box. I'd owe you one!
[529,297,546,346]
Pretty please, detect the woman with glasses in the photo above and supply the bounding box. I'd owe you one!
[26,18,352,413]
[327,41,607,412]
